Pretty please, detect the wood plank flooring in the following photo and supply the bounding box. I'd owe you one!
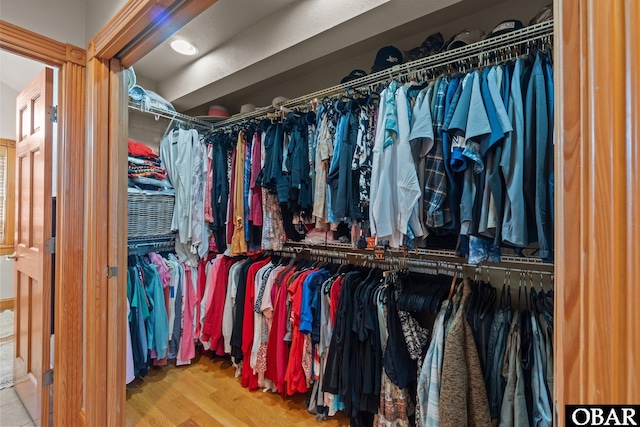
[126,354,350,427]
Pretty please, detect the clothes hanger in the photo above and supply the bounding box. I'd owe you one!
[445,265,456,301]
[335,261,351,276]
[524,271,531,312]
[475,268,494,317]
[500,269,511,309]
[482,280,497,317]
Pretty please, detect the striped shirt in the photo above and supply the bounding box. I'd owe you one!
[416,300,448,426]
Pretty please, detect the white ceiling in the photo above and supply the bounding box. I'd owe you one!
[0,50,45,92]
[0,0,550,119]
[153,0,547,116]
[132,0,299,83]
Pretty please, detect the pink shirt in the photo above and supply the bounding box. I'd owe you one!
[177,265,196,365]
[204,144,214,223]
[249,132,263,226]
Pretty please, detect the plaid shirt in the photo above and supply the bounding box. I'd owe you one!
[424,78,451,228]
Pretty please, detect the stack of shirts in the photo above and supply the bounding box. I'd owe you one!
[128,140,173,191]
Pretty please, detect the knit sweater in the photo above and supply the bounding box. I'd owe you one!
[439,278,491,427]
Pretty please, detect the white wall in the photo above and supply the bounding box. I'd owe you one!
[128,110,169,153]
[85,0,128,43]
[135,75,159,93]
[0,0,129,47]
[0,82,17,300]
[0,0,86,47]
[0,82,18,140]
[0,259,13,300]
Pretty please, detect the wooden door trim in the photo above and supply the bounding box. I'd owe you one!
[0,20,84,66]
[106,57,128,426]
[89,0,218,67]
[555,0,640,421]
[85,1,216,426]
[83,55,110,427]
[0,298,13,311]
[53,58,85,427]
[0,20,86,427]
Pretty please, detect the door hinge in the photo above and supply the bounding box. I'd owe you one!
[108,266,118,278]
[49,105,58,123]
[45,237,55,254]
[43,369,53,386]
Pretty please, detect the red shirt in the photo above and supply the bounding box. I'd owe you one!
[285,269,314,395]
[195,254,214,339]
[241,257,271,389]
[201,256,235,355]
[266,267,296,393]
[128,139,158,158]
[330,275,344,325]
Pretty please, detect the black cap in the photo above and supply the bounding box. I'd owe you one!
[340,69,368,84]
[371,45,403,73]
[447,29,486,50]
[405,32,445,61]
[487,20,524,38]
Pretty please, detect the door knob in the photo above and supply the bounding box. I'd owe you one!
[5,252,18,261]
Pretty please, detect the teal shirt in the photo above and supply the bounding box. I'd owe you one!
[142,260,170,360]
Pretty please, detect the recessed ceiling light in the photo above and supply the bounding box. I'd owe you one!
[170,39,198,56]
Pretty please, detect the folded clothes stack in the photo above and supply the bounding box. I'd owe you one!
[128,140,173,192]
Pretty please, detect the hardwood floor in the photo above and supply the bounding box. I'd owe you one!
[126,354,350,427]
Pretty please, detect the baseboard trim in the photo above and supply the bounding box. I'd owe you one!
[0,298,14,311]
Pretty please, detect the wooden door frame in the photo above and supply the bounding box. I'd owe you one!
[554,0,640,421]
[0,20,85,427]
[84,1,217,426]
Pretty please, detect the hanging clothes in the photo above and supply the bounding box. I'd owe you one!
[248,131,264,251]
[416,300,448,426]
[439,279,491,427]
[209,134,230,253]
[231,131,248,255]
[370,82,402,247]
[160,128,207,263]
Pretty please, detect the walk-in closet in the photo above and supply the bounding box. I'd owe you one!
[3,0,639,425]
[122,1,554,426]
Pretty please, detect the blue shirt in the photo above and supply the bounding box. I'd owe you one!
[299,269,330,336]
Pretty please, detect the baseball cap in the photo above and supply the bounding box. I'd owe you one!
[341,69,368,84]
[487,20,524,38]
[405,32,445,61]
[530,4,553,25]
[371,45,403,73]
[447,29,486,50]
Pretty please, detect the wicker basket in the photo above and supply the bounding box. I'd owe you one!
[127,192,175,239]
